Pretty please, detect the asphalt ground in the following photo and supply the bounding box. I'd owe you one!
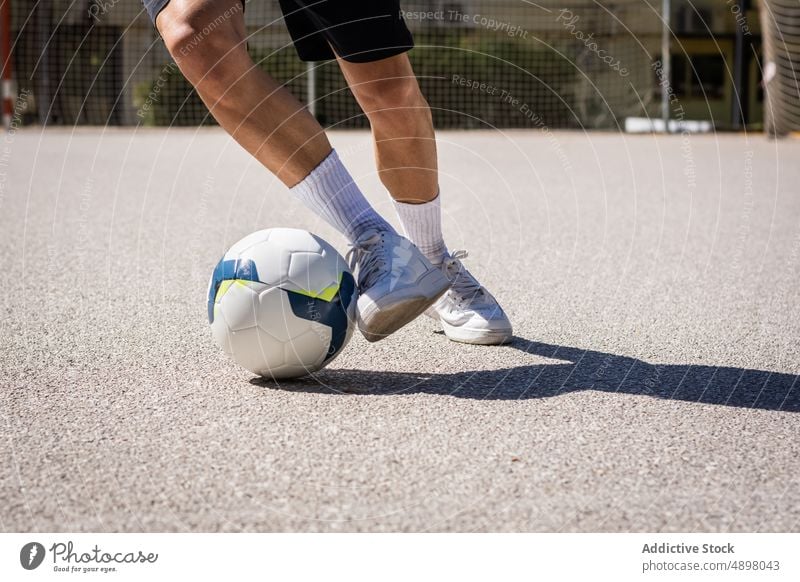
[1,128,799,532]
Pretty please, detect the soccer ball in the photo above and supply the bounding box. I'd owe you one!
[207,228,357,379]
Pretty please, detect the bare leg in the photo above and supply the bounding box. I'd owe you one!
[336,53,438,204]
[156,0,330,186]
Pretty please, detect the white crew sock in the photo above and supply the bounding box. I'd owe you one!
[393,192,448,265]
[290,149,394,242]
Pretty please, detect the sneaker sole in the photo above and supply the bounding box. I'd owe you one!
[440,320,514,345]
[358,269,450,342]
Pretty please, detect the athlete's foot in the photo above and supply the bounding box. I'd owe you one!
[426,250,513,345]
[347,229,451,342]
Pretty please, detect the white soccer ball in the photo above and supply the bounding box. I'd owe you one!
[207,228,357,379]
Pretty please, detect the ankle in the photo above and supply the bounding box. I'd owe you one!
[426,247,448,267]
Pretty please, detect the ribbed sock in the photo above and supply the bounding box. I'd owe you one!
[290,149,393,242]
[393,192,448,265]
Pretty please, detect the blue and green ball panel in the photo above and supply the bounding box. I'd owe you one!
[207,258,260,323]
[285,271,355,363]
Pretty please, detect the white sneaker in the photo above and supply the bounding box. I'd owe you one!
[347,229,451,342]
[426,250,513,345]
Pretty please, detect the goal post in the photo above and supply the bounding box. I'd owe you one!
[758,0,800,136]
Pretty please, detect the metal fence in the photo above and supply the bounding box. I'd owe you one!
[2,0,779,130]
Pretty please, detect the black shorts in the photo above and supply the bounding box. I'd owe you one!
[279,0,413,62]
[142,0,414,63]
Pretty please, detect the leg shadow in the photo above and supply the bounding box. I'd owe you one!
[251,337,799,412]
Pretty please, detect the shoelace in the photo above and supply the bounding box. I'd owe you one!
[345,230,389,290]
[442,250,487,307]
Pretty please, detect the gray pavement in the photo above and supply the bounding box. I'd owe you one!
[1,128,799,532]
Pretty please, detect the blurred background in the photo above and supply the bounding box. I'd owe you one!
[1,0,798,134]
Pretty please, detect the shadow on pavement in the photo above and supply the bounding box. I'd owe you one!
[251,337,799,412]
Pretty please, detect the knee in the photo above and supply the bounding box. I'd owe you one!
[158,2,245,90]
[355,75,430,118]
